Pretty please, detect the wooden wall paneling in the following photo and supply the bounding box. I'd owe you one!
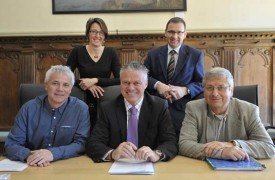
[36,51,67,83]
[201,48,222,72]
[0,52,20,130]
[0,32,275,130]
[20,52,36,83]
[272,46,275,126]
[235,47,272,126]
[222,47,236,75]
[119,49,138,65]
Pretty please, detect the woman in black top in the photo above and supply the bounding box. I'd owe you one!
[66,17,121,130]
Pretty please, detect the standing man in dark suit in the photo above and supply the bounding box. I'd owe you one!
[144,17,204,138]
[86,61,178,163]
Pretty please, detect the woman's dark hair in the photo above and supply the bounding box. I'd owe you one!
[85,17,108,40]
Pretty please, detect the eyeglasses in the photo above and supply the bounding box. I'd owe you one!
[204,85,230,92]
[166,30,185,36]
[89,30,104,36]
[122,81,143,87]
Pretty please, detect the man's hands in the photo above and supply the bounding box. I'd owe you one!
[201,141,249,161]
[26,149,53,167]
[110,142,161,162]
[221,147,249,161]
[156,82,188,103]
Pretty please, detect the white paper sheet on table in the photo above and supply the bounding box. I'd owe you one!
[108,159,154,175]
[0,159,28,172]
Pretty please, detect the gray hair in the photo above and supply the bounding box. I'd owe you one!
[120,61,149,81]
[203,67,234,87]
[44,65,75,87]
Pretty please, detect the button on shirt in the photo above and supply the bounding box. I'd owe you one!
[206,108,228,158]
[207,112,228,142]
[44,102,65,149]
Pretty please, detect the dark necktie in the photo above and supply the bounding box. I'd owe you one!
[127,106,138,147]
[167,50,176,83]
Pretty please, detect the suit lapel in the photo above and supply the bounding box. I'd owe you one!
[173,45,189,81]
[226,101,241,138]
[159,46,169,80]
[138,95,151,146]
[115,96,128,141]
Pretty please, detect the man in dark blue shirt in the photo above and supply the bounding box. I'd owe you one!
[4,65,90,167]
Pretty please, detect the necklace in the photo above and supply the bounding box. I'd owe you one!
[87,45,102,59]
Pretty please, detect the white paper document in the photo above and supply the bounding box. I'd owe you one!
[108,161,155,175]
[0,159,28,172]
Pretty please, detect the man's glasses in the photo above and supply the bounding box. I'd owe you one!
[89,30,104,36]
[204,85,230,92]
[166,30,185,36]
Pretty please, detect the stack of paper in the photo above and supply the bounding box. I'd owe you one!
[108,158,154,175]
[0,159,28,172]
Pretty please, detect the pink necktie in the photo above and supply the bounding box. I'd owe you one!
[127,106,138,147]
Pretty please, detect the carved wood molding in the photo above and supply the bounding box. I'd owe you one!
[205,49,221,67]
[236,48,271,68]
[186,32,275,40]
[1,32,274,49]
[0,52,20,72]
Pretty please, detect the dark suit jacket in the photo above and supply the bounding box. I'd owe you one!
[144,44,204,133]
[86,92,178,162]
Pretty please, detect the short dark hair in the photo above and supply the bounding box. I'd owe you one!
[165,17,186,32]
[85,17,108,40]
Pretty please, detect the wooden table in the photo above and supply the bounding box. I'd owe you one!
[1,155,275,180]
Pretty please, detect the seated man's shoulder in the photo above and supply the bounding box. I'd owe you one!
[99,97,120,110]
[186,99,206,109]
[231,97,258,110]
[69,96,88,109]
[22,95,45,109]
[146,93,167,107]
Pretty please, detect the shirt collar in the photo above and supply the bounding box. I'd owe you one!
[44,96,68,115]
[207,105,229,121]
[124,96,144,112]
[167,44,181,54]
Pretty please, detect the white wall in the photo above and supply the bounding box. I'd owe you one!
[0,0,274,36]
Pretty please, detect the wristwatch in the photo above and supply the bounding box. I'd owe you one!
[186,87,190,95]
[232,140,238,147]
[155,150,164,161]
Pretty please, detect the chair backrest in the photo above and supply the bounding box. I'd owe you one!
[99,85,121,105]
[19,83,86,107]
[193,85,258,106]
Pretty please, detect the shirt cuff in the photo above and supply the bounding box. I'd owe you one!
[102,150,113,162]
[212,148,224,159]
[153,81,160,90]
[232,140,241,147]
